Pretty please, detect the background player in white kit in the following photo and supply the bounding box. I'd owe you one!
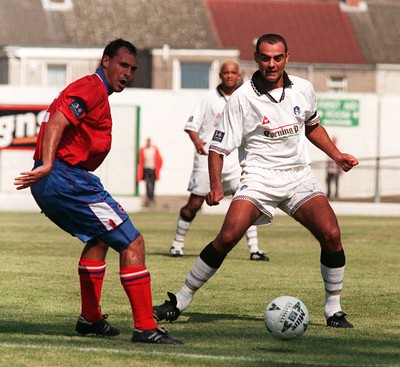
[169,61,268,261]
[154,34,358,329]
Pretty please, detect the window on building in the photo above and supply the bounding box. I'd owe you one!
[180,62,211,89]
[327,76,348,93]
[47,64,67,86]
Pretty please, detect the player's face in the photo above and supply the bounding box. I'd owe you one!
[219,63,241,88]
[102,47,138,93]
[254,41,289,88]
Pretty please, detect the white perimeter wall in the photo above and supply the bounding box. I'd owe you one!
[0,86,398,201]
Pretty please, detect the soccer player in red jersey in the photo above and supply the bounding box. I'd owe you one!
[14,38,182,345]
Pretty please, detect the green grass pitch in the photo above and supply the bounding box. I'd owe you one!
[0,211,399,367]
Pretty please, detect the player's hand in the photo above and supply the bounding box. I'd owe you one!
[196,142,208,155]
[206,188,224,206]
[336,154,359,172]
[14,165,52,190]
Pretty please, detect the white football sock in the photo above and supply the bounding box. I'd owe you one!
[175,256,218,311]
[176,285,195,311]
[171,216,191,249]
[246,225,259,253]
[321,264,345,318]
[324,294,341,319]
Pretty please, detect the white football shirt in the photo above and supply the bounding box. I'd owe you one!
[185,87,240,173]
[210,72,320,170]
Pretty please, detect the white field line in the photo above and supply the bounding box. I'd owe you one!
[0,342,399,367]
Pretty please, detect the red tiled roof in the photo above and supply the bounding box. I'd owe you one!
[205,0,366,64]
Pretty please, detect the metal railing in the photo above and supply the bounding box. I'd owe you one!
[311,156,400,203]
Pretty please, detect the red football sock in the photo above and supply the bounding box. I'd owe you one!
[120,266,157,331]
[78,258,105,323]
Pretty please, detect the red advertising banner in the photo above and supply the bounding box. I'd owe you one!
[0,104,47,149]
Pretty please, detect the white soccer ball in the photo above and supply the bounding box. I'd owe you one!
[264,295,309,340]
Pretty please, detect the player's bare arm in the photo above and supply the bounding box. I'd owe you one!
[14,110,70,190]
[305,124,358,172]
[206,150,224,206]
[186,129,208,155]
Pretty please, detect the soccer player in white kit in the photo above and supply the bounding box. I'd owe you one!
[154,34,358,328]
[169,61,268,261]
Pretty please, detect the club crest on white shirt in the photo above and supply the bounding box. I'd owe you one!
[212,130,225,142]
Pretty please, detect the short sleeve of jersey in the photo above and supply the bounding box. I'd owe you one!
[57,75,104,126]
[184,94,209,133]
[209,91,243,156]
[301,78,320,126]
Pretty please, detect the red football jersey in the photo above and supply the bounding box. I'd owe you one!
[34,70,112,171]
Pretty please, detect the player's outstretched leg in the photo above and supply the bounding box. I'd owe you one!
[154,242,226,322]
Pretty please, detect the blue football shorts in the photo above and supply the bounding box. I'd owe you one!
[31,160,140,252]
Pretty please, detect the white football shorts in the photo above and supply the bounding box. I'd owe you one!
[233,165,325,225]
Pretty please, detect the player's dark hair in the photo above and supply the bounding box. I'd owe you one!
[102,38,137,64]
[256,34,288,54]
